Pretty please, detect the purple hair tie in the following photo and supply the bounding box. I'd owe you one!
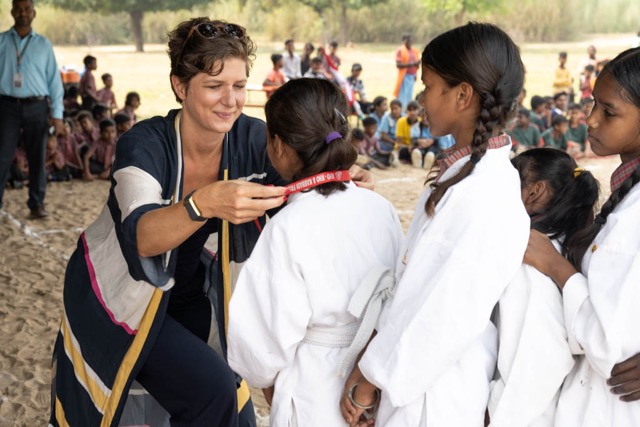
[325,131,342,144]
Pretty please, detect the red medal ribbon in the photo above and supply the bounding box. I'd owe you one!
[284,170,351,195]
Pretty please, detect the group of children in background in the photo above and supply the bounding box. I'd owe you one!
[7,55,141,189]
[508,47,608,160]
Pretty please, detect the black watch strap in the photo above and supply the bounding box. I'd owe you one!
[183,191,207,222]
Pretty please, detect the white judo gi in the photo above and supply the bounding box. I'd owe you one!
[227,181,403,427]
[555,183,640,426]
[358,142,530,426]
[488,240,575,427]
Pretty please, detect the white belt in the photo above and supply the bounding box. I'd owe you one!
[302,266,396,377]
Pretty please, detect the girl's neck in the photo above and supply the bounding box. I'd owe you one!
[451,122,479,150]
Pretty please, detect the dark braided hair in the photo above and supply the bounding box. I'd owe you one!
[512,148,599,258]
[565,47,640,270]
[423,22,524,215]
[265,78,356,196]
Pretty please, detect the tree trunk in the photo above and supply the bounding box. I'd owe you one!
[130,11,144,53]
[340,4,348,46]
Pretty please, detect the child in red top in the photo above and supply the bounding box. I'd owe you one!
[57,118,84,177]
[82,118,116,181]
[263,54,286,97]
[45,134,71,181]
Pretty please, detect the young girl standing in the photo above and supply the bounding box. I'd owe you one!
[227,78,403,426]
[340,22,530,426]
[525,47,640,426]
[488,148,599,426]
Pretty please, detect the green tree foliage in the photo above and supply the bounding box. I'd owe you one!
[421,0,503,24]
[46,0,211,51]
[262,0,389,44]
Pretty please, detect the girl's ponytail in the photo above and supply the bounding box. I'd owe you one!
[567,167,640,270]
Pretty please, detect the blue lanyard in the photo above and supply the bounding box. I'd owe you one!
[11,33,33,69]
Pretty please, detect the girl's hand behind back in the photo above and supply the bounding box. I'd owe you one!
[523,229,577,290]
[609,354,640,401]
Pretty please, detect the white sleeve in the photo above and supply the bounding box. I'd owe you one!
[359,216,527,407]
[227,222,312,388]
[563,246,640,378]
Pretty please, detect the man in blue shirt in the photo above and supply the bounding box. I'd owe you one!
[0,0,64,218]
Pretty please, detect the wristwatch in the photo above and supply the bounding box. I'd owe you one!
[183,191,207,222]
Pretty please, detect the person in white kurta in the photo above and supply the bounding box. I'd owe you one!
[357,140,530,426]
[488,245,575,426]
[228,181,403,427]
[553,182,640,426]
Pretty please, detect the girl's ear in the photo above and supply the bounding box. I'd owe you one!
[456,82,476,111]
[171,75,187,102]
[523,180,551,213]
[271,134,286,158]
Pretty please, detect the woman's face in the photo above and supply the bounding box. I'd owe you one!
[586,72,640,163]
[178,57,247,136]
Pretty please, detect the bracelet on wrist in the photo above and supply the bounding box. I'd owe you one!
[347,382,380,410]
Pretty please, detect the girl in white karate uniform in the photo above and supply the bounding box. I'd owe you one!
[340,22,530,427]
[525,48,640,427]
[488,148,599,426]
[227,78,404,427]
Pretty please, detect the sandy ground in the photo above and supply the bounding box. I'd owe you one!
[0,155,619,426]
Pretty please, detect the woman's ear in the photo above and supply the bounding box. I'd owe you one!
[171,75,187,102]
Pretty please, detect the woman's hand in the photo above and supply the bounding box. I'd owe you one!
[523,229,577,289]
[195,180,286,224]
[350,165,375,191]
[609,354,640,401]
[340,366,377,427]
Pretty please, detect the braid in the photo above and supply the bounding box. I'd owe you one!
[566,166,640,270]
[425,91,509,216]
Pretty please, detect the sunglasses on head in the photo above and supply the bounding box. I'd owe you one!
[186,21,246,41]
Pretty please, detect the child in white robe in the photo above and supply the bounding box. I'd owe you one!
[525,47,640,427]
[227,78,403,427]
[488,148,599,426]
[340,23,530,426]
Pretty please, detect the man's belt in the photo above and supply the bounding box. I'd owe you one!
[0,94,47,104]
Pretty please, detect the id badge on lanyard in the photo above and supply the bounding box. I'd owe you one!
[12,34,32,88]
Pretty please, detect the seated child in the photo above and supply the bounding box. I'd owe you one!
[114,113,133,137]
[368,96,388,140]
[565,104,588,159]
[508,108,541,154]
[395,100,421,163]
[45,134,71,182]
[116,92,140,123]
[82,118,116,181]
[57,118,84,178]
[410,108,437,170]
[263,53,286,97]
[75,110,100,147]
[540,115,569,150]
[227,78,403,427]
[379,98,402,154]
[488,148,599,426]
[303,56,328,79]
[529,95,550,131]
[361,117,391,167]
[351,127,371,168]
[92,103,110,122]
